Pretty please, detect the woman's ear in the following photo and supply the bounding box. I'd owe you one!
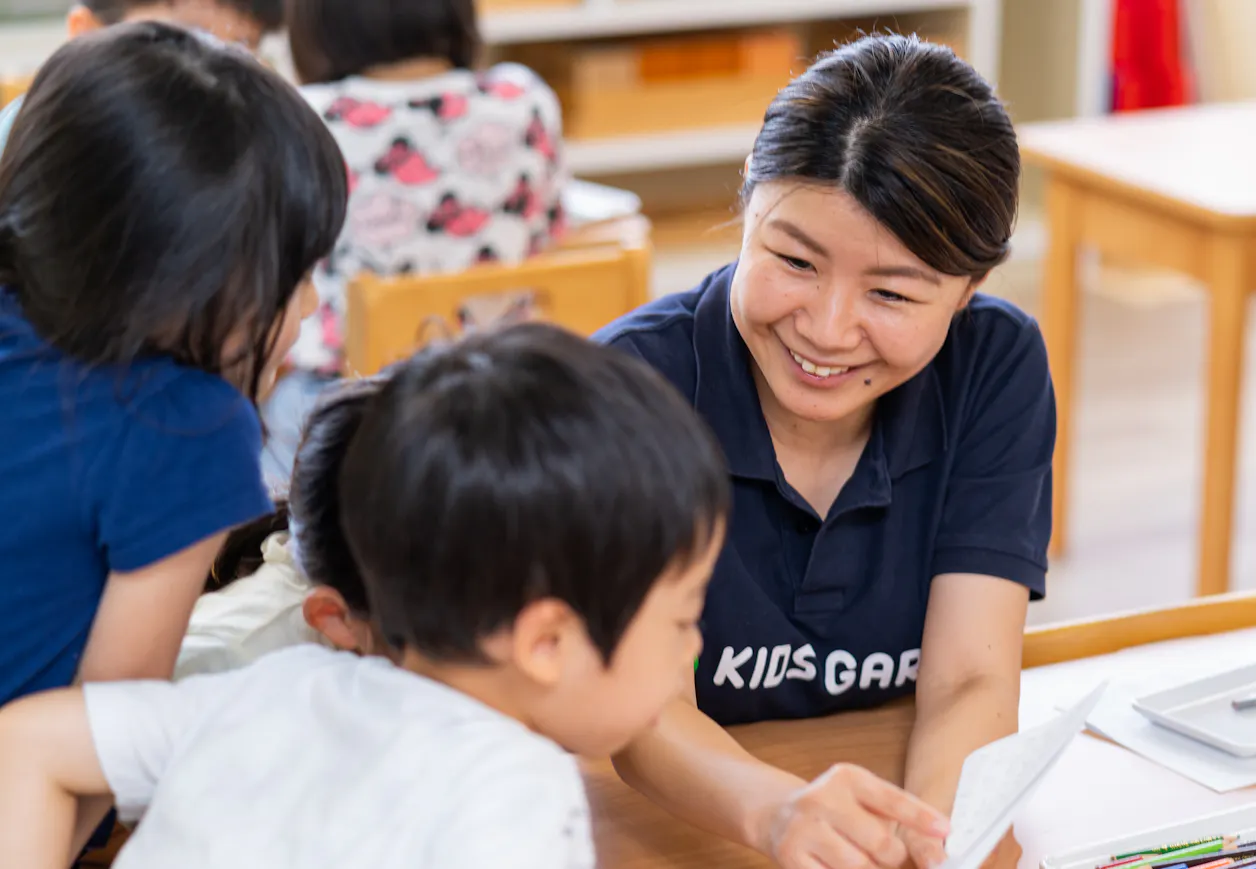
[302,586,365,652]
[958,274,987,310]
[66,4,105,37]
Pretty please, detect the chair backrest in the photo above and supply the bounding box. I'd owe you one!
[0,76,32,108]
[345,231,652,376]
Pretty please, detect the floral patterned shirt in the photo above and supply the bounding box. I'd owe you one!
[290,63,567,372]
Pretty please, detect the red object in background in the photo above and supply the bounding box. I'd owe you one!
[1111,0,1193,111]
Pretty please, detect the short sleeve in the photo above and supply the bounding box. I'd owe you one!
[93,373,271,573]
[427,740,594,869]
[931,316,1055,598]
[83,674,234,821]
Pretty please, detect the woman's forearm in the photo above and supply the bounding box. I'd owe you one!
[612,696,806,854]
[903,675,1018,813]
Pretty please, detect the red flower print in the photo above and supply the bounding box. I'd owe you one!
[325,97,392,128]
[374,138,439,186]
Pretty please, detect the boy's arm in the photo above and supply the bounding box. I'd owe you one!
[0,689,111,869]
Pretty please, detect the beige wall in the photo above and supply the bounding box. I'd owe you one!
[999,0,1081,123]
[1000,0,1084,215]
[1187,0,1256,102]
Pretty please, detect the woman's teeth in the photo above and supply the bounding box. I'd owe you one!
[790,349,850,379]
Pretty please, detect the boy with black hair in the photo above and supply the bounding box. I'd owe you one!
[0,324,732,867]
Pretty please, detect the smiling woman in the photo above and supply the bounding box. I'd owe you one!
[594,33,1053,869]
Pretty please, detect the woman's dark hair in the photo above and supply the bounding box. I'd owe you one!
[208,376,383,612]
[0,22,347,401]
[338,323,730,664]
[286,0,480,85]
[744,33,1019,279]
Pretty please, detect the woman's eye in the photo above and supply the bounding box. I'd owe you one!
[873,288,910,303]
[776,253,814,273]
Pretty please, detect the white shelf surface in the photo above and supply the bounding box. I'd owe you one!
[566,124,759,175]
[484,0,973,44]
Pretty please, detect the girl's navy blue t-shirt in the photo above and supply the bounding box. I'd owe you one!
[0,289,271,704]
[594,264,1055,726]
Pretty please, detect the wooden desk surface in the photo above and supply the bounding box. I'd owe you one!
[588,612,1256,869]
[586,703,915,869]
[1018,101,1256,227]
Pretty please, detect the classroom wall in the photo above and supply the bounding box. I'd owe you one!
[998,0,1083,220]
[998,0,1081,124]
[1186,0,1256,102]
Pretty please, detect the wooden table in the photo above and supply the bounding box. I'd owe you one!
[1019,102,1256,596]
[585,592,1256,869]
[83,594,1256,868]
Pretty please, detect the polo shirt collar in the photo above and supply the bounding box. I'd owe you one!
[691,268,778,482]
[689,265,949,499]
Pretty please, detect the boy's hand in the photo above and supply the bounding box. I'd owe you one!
[763,764,950,869]
[900,827,1022,869]
[980,831,1022,869]
[900,824,949,869]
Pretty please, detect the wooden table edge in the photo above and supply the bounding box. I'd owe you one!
[1024,591,1256,668]
[1019,147,1256,233]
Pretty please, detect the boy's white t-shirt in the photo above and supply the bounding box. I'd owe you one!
[85,645,595,869]
[175,532,326,680]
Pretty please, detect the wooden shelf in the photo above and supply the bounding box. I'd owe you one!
[483,0,972,45]
[0,0,1001,176]
[566,124,759,175]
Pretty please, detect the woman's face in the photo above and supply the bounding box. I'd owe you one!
[731,181,977,427]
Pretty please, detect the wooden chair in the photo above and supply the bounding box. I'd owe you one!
[0,76,32,108]
[345,221,651,376]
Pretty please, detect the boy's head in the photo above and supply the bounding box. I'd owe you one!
[69,0,282,51]
[339,324,730,756]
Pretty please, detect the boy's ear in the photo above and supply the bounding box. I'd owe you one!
[303,587,366,653]
[66,5,105,37]
[497,599,586,688]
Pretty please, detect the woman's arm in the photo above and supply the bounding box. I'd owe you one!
[898,572,1029,868]
[78,532,227,683]
[0,689,112,869]
[613,671,950,869]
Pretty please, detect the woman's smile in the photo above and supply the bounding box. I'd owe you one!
[779,336,872,389]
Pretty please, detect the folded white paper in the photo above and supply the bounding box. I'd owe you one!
[939,682,1108,869]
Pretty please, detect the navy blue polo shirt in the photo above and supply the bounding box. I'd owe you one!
[594,264,1054,726]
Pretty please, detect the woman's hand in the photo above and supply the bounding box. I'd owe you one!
[764,764,950,869]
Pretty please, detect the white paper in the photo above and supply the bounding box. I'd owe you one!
[1085,683,1256,793]
[938,682,1107,869]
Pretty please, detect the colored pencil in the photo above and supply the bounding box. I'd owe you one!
[1128,842,1229,869]
[1116,840,1227,861]
[1147,844,1256,869]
